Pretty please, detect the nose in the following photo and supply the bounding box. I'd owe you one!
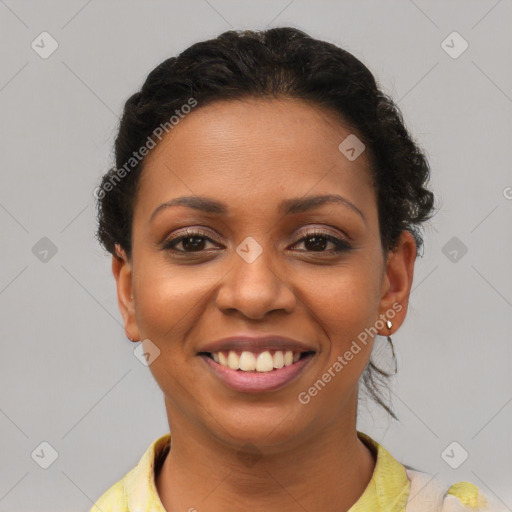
[215,246,296,320]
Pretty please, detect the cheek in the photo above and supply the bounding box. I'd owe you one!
[310,264,381,333]
[131,263,207,396]
[306,265,381,372]
[133,257,213,342]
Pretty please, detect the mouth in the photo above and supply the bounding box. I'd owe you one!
[197,350,316,393]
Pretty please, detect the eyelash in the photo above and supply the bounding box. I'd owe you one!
[161,228,353,255]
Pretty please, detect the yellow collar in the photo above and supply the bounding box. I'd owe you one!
[119,430,410,511]
[350,431,410,511]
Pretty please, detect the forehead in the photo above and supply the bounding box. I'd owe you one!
[135,97,376,219]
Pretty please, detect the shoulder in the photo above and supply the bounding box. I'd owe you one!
[446,481,486,508]
[89,470,131,512]
[406,468,507,512]
[445,481,509,512]
[89,433,171,512]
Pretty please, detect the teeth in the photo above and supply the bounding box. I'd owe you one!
[227,351,239,370]
[255,351,274,372]
[283,350,294,366]
[218,351,228,366]
[210,349,308,372]
[273,350,284,369]
[239,351,256,371]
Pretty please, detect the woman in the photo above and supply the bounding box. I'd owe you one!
[91,27,502,511]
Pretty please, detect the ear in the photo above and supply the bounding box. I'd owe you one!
[112,244,140,342]
[378,231,417,335]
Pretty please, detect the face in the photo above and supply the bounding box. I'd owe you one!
[113,97,415,450]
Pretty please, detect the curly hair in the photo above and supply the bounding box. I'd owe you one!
[95,27,435,420]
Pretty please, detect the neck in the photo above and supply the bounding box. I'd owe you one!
[155,402,376,512]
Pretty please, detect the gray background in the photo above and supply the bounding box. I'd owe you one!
[1,0,511,510]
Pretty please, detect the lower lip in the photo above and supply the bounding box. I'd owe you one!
[199,354,315,393]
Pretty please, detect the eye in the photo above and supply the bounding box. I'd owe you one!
[162,229,222,253]
[291,230,352,254]
[161,228,353,255]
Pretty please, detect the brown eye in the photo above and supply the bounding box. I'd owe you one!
[162,229,221,253]
[293,231,352,254]
[172,235,208,252]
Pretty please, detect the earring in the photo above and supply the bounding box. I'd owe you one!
[385,320,397,375]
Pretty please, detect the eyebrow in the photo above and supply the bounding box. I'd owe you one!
[149,194,366,224]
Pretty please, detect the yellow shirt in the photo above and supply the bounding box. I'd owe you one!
[90,431,493,511]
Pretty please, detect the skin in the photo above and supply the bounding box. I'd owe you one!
[112,97,416,512]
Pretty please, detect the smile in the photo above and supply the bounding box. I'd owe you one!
[198,350,316,393]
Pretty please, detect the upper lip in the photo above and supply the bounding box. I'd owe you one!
[198,335,316,354]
